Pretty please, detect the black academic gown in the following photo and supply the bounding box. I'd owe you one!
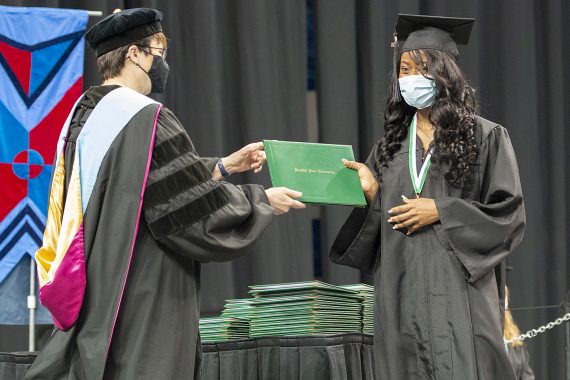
[508,345,535,380]
[331,116,525,380]
[26,87,274,380]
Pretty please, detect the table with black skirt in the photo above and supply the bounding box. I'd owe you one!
[0,333,374,380]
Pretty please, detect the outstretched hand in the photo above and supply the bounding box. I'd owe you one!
[388,195,440,235]
[222,142,266,174]
[265,187,306,215]
[342,159,379,204]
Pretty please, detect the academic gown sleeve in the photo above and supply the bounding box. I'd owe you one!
[143,108,274,262]
[329,143,382,274]
[434,125,525,283]
[200,157,219,172]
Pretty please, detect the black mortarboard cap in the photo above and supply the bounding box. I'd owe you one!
[393,14,475,61]
[85,8,163,57]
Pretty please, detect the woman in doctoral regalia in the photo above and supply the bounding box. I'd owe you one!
[331,14,525,379]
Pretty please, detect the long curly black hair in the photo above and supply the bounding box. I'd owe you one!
[375,49,478,189]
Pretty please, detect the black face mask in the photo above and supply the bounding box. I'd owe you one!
[136,54,170,93]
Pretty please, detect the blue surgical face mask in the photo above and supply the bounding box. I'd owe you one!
[398,75,436,109]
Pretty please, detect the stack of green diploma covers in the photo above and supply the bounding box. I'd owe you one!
[201,281,375,342]
[199,317,250,343]
[247,281,363,337]
[340,284,374,335]
[221,298,253,320]
[264,140,367,207]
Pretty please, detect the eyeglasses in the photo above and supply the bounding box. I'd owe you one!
[137,45,167,60]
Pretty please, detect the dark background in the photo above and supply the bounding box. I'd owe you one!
[2,0,569,378]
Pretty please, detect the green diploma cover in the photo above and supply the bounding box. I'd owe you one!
[264,140,367,207]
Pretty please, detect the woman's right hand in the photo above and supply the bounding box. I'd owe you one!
[342,159,379,204]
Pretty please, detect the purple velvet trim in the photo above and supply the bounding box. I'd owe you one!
[39,224,86,331]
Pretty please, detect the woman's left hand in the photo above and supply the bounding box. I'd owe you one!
[222,142,266,174]
[388,196,440,235]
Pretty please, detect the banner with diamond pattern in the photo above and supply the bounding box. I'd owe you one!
[0,5,87,323]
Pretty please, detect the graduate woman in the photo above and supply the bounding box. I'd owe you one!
[331,14,525,379]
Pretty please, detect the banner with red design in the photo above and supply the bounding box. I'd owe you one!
[0,6,87,323]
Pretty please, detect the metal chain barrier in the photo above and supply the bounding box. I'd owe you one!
[504,311,570,345]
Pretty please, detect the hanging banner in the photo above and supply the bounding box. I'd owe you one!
[0,5,88,323]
